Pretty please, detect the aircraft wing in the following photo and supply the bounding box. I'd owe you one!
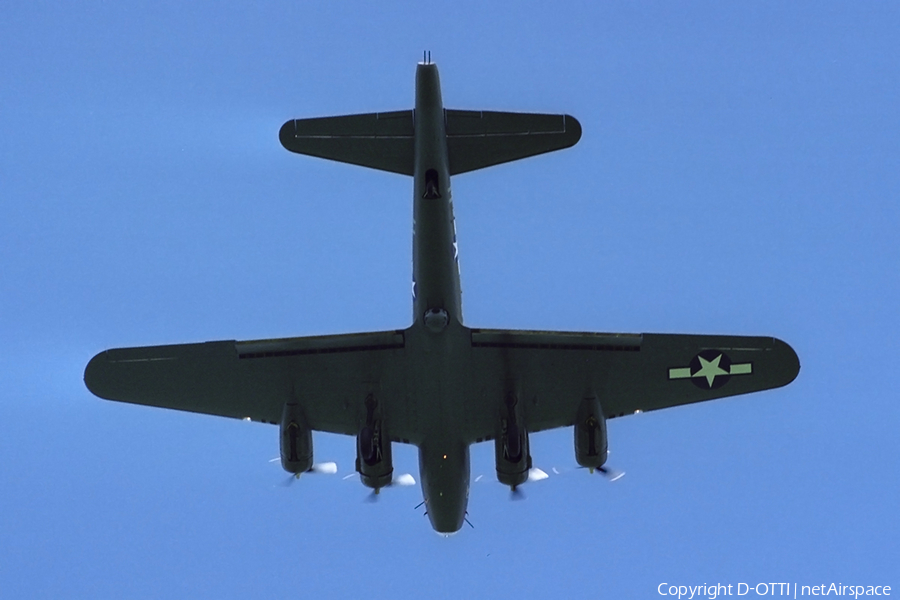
[84,330,409,436]
[85,327,799,441]
[466,329,800,435]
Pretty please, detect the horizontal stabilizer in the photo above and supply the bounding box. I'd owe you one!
[446,110,581,175]
[280,111,415,175]
[279,109,581,176]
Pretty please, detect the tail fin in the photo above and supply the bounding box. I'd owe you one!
[279,110,580,176]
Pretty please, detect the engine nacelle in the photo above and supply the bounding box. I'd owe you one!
[495,392,531,488]
[574,396,608,470]
[356,394,393,489]
[280,402,313,474]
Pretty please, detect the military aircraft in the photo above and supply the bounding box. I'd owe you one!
[84,57,800,534]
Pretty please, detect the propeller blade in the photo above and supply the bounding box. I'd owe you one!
[275,459,338,486]
[361,473,416,501]
[393,473,416,486]
[567,463,625,482]
[271,458,338,476]
[311,462,338,475]
[280,473,301,487]
[599,466,625,482]
[527,468,549,482]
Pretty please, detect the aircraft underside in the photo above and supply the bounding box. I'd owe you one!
[84,58,799,533]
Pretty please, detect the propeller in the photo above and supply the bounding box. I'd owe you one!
[271,459,339,486]
[506,468,549,501]
[310,462,339,475]
[545,448,625,481]
[528,467,549,482]
[281,474,300,487]
[363,473,417,502]
[595,466,625,482]
[552,462,625,482]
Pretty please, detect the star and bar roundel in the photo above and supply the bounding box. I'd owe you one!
[668,350,753,390]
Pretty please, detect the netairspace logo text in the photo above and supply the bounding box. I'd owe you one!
[657,583,892,599]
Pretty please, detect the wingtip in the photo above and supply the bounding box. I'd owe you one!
[772,337,801,387]
[564,114,582,146]
[278,120,296,152]
[83,350,108,399]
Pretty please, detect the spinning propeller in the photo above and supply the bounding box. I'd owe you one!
[507,468,549,500]
[270,458,339,486]
[552,458,625,482]
[341,472,417,502]
[362,472,417,502]
[498,460,624,499]
[593,465,625,482]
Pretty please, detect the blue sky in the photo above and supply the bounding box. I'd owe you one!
[1,2,898,598]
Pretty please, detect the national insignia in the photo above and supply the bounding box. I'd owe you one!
[668,350,753,389]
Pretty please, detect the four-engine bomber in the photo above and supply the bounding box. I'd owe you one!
[84,59,800,533]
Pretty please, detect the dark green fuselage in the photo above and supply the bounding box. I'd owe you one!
[410,63,470,533]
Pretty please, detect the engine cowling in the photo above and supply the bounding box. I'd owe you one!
[574,396,607,470]
[280,402,313,474]
[356,394,393,489]
[495,392,531,488]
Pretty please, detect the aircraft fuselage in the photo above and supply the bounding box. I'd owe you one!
[409,62,471,533]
